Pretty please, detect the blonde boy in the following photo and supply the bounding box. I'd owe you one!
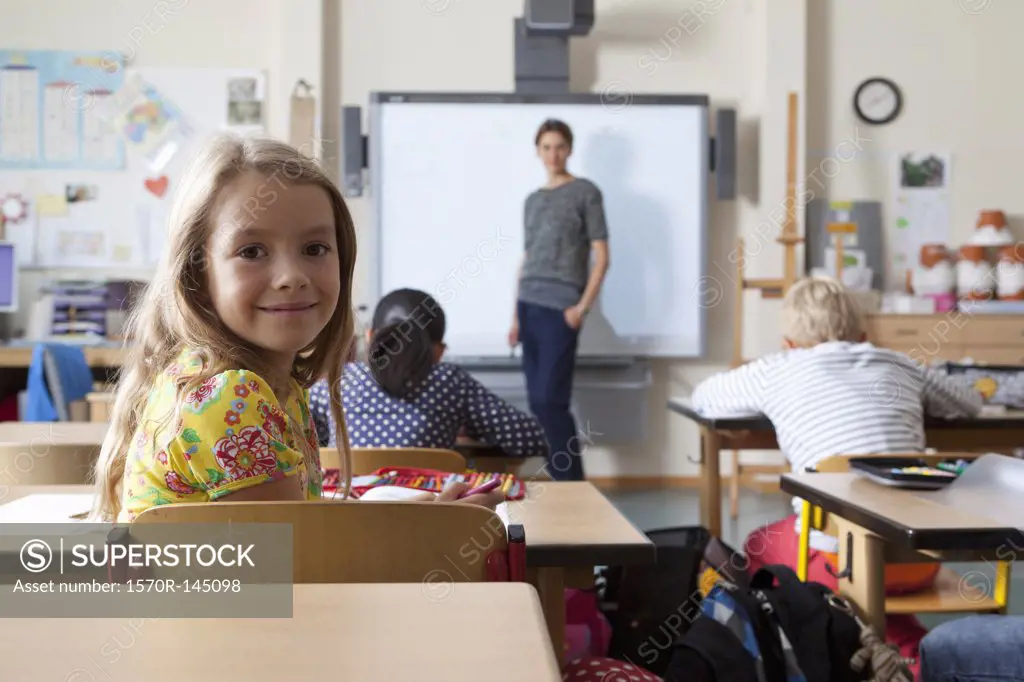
[692,277,981,588]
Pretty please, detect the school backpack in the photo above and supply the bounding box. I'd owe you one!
[665,565,869,682]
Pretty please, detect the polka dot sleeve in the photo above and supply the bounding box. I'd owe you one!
[453,366,550,458]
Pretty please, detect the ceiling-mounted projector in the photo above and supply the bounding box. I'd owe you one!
[524,0,594,36]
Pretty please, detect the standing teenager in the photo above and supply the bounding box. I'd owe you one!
[508,119,610,481]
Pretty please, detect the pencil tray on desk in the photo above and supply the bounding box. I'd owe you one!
[941,362,1024,408]
[322,466,527,500]
[848,456,965,490]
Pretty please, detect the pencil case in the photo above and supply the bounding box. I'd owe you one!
[941,363,1024,408]
[322,466,526,500]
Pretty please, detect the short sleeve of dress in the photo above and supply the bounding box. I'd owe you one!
[166,369,306,500]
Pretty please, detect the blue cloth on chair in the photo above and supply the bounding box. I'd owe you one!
[26,343,94,421]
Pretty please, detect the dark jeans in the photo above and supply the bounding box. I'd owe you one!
[517,300,584,481]
[920,615,1024,681]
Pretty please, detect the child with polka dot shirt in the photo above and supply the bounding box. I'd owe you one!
[310,288,550,459]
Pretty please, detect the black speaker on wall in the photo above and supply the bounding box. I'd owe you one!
[713,108,737,200]
[341,106,364,198]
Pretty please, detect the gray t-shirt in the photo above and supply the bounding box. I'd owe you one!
[517,178,608,310]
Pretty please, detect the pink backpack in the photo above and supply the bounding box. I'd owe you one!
[564,588,613,663]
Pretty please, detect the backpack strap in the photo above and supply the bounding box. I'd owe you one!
[752,565,842,682]
[724,586,790,682]
[751,564,832,621]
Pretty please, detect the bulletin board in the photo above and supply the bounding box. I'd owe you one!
[0,53,267,271]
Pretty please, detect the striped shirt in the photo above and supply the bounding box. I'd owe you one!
[692,342,983,550]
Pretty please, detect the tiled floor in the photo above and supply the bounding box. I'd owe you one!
[601,486,1024,624]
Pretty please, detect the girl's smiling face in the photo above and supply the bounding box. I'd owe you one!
[205,171,341,372]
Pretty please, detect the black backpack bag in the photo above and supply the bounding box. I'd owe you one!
[665,565,869,682]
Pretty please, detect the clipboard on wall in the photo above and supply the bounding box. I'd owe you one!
[290,79,317,157]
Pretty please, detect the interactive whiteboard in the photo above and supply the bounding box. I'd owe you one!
[369,93,709,359]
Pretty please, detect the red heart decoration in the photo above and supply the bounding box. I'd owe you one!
[144,176,169,198]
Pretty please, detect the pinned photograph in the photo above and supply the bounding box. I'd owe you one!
[227,76,262,127]
[899,153,948,189]
[65,184,98,203]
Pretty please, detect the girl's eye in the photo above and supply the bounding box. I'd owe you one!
[238,245,266,260]
[306,243,331,257]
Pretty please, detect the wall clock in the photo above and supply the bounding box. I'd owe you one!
[854,77,902,125]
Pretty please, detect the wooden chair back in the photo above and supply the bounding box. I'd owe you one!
[321,447,467,475]
[0,443,99,485]
[86,392,114,422]
[133,500,508,583]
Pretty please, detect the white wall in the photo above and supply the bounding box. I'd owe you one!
[22,1,1013,481]
[807,0,1024,246]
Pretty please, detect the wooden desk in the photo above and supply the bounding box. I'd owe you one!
[0,421,109,445]
[0,425,543,477]
[668,397,1024,537]
[501,481,655,658]
[0,345,126,368]
[1,482,655,661]
[0,347,124,402]
[3,583,562,682]
[779,463,1023,631]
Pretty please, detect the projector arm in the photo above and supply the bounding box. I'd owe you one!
[515,0,593,93]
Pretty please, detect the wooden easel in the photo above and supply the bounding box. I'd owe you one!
[728,92,804,517]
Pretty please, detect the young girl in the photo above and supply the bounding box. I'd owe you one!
[309,288,550,460]
[92,135,496,522]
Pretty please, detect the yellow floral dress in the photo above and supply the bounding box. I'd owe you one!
[119,348,323,522]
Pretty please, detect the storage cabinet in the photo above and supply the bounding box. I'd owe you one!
[866,314,1024,365]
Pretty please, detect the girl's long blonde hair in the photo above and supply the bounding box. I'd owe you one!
[92,133,356,521]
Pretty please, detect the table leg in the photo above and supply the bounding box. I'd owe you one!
[835,518,886,635]
[700,428,722,538]
[531,567,566,662]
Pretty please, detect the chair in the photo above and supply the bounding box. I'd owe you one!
[322,446,467,475]
[26,343,95,421]
[0,443,99,485]
[131,500,523,583]
[86,391,113,422]
[796,452,1009,616]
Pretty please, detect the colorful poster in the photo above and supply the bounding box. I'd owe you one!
[98,73,191,172]
[889,152,952,291]
[0,50,124,169]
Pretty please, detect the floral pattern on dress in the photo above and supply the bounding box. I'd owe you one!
[165,471,194,495]
[118,347,323,523]
[183,374,228,415]
[212,425,277,480]
[257,400,287,442]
